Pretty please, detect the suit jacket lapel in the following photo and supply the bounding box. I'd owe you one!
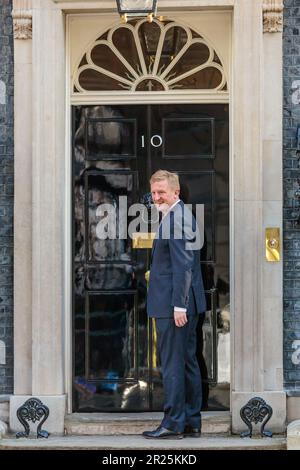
[150,200,183,264]
[150,235,158,264]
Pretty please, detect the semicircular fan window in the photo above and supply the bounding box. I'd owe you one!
[73,19,227,93]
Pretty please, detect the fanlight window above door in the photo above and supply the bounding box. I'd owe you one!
[73,19,227,93]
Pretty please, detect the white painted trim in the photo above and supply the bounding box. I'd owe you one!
[65,10,72,414]
[65,9,232,412]
[72,17,227,94]
[229,9,234,410]
[69,11,231,90]
[70,92,229,105]
[54,0,235,8]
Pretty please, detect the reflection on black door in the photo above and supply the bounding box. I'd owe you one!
[72,104,229,412]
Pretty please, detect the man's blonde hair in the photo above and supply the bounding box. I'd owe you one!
[150,170,180,190]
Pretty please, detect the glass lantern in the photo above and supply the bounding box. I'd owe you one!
[116,0,158,22]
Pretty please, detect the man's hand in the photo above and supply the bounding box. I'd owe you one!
[174,309,187,327]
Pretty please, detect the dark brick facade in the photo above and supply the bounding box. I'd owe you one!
[0,0,299,396]
[283,0,300,391]
[0,0,13,394]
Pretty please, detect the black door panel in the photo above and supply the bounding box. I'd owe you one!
[72,104,229,412]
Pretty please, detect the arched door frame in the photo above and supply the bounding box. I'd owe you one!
[66,10,232,413]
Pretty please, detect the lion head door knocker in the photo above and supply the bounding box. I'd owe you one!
[140,192,159,226]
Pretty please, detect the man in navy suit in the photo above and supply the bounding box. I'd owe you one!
[143,170,206,440]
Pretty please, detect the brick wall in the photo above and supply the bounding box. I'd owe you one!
[0,0,13,394]
[283,0,300,390]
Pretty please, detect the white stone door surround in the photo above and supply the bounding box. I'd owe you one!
[11,0,285,434]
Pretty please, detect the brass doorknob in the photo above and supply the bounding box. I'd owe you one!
[265,228,280,262]
[145,270,150,283]
[267,238,279,249]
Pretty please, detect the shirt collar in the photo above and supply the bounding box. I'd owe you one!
[160,198,181,223]
[169,198,181,212]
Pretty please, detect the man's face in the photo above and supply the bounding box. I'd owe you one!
[150,179,179,213]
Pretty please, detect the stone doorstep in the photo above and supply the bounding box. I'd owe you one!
[64,411,231,436]
[0,402,9,423]
[0,420,8,438]
[0,434,287,450]
[287,420,300,450]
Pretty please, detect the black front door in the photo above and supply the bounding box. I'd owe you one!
[72,104,229,412]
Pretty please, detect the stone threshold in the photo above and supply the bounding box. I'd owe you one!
[0,434,286,450]
[64,411,231,436]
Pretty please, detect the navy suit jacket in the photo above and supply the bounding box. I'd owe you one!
[146,200,206,318]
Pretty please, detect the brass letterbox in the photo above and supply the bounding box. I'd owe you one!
[132,232,156,249]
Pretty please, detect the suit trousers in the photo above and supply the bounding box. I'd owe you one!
[156,303,203,433]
